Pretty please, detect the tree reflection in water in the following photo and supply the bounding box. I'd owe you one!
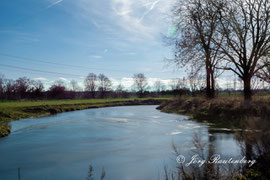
[168,116,270,179]
[85,116,270,179]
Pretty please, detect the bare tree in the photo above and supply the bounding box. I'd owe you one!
[98,74,112,98]
[169,0,224,98]
[169,79,178,91]
[189,73,206,96]
[15,77,31,99]
[0,74,4,98]
[133,73,148,98]
[170,77,189,91]
[217,0,270,100]
[177,77,188,89]
[154,80,165,94]
[4,79,16,99]
[169,78,190,97]
[70,80,80,92]
[115,83,127,98]
[84,73,97,98]
[30,80,44,99]
[48,80,66,99]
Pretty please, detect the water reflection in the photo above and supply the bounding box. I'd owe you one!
[169,116,270,179]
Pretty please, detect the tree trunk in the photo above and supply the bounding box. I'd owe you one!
[206,68,211,98]
[210,70,215,98]
[91,91,95,99]
[243,77,252,100]
[139,89,143,98]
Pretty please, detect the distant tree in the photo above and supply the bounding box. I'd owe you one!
[97,74,112,98]
[154,80,165,94]
[15,77,31,99]
[189,73,206,96]
[70,80,81,92]
[133,73,148,98]
[29,80,44,99]
[4,79,16,99]
[169,79,178,91]
[84,73,97,98]
[177,77,188,89]
[0,74,4,99]
[116,83,124,92]
[115,83,127,98]
[170,77,190,96]
[48,80,66,99]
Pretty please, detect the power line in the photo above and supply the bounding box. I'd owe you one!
[0,66,78,79]
[0,52,130,73]
[0,64,85,78]
[0,52,172,74]
[0,52,121,72]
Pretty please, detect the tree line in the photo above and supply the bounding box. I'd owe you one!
[169,0,270,100]
[0,73,195,100]
[1,71,268,100]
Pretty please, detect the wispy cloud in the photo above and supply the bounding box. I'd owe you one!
[46,0,63,9]
[74,0,174,43]
[139,0,160,22]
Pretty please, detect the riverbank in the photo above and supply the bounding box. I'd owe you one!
[157,96,270,128]
[158,96,270,179]
[0,98,168,137]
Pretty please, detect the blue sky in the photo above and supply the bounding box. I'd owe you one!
[0,0,186,89]
[0,0,237,90]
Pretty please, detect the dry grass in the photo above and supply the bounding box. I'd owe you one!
[158,95,270,128]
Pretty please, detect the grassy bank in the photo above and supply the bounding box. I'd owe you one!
[157,96,270,128]
[0,98,169,137]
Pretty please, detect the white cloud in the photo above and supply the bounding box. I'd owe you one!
[59,77,69,82]
[34,77,47,81]
[117,77,134,89]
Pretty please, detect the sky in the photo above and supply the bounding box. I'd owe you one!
[0,0,235,90]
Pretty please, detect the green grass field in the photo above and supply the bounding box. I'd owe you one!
[0,97,170,137]
[0,98,141,109]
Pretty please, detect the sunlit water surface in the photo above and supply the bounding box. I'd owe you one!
[0,105,242,179]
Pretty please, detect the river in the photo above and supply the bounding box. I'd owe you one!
[0,105,242,179]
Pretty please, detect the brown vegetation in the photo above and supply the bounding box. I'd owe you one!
[158,96,270,127]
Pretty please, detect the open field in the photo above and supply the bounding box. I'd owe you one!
[0,97,170,137]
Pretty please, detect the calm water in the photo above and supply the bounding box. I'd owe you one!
[0,105,242,180]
